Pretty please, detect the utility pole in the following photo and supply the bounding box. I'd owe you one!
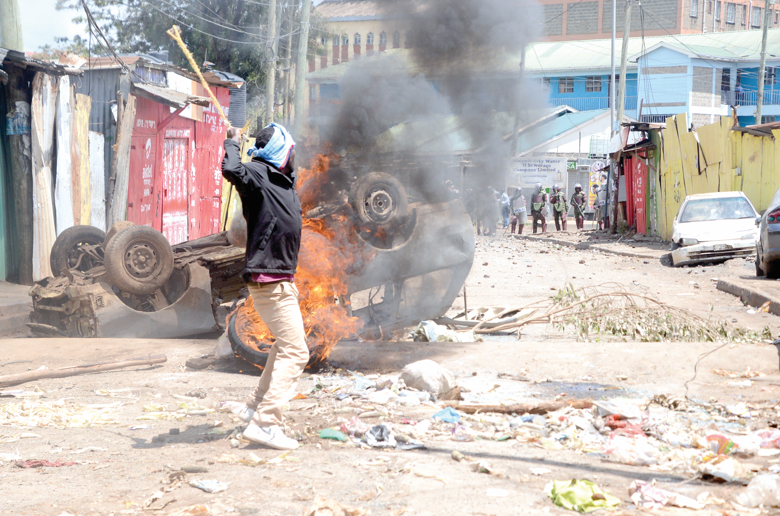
[609,0,632,235]
[610,0,617,136]
[756,0,774,124]
[0,0,23,50]
[265,0,278,126]
[293,0,312,138]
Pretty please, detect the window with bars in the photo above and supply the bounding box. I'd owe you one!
[354,33,361,45]
[753,6,761,26]
[366,32,374,45]
[586,76,602,92]
[691,0,698,17]
[727,2,735,23]
[558,77,574,93]
[765,67,776,86]
[342,34,349,45]
[742,4,747,24]
[716,1,721,20]
[379,32,387,46]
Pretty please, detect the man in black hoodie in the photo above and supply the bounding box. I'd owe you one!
[221,123,306,451]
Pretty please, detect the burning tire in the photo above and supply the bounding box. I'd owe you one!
[103,226,174,295]
[227,298,326,370]
[349,172,408,226]
[49,225,106,274]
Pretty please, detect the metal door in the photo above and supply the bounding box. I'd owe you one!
[162,138,189,244]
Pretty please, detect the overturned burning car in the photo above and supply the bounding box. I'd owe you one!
[29,160,474,367]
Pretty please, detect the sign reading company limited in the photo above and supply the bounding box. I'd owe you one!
[511,157,566,188]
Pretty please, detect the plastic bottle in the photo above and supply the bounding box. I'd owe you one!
[735,474,780,508]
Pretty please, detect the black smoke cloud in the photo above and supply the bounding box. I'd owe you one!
[319,0,543,197]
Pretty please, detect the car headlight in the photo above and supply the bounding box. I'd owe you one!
[680,238,699,246]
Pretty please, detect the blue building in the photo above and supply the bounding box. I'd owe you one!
[527,29,780,127]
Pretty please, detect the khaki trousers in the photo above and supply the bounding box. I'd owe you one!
[244,281,309,427]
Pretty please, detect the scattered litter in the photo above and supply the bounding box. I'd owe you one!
[304,497,368,516]
[129,425,151,430]
[546,479,621,513]
[628,480,704,509]
[181,465,209,473]
[365,425,396,448]
[0,399,120,428]
[530,467,552,476]
[735,474,780,508]
[712,368,763,379]
[727,380,752,388]
[413,320,479,343]
[319,428,347,441]
[168,505,211,516]
[73,446,106,454]
[413,469,448,484]
[189,479,229,494]
[399,360,459,398]
[431,407,460,424]
[17,459,77,468]
[0,432,40,443]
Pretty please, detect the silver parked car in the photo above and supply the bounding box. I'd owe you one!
[671,192,759,267]
[756,187,780,277]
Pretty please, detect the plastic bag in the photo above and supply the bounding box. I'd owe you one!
[735,474,780,508]
[603,435,659,466]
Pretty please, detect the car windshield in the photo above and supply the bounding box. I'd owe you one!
[679,197,756,223]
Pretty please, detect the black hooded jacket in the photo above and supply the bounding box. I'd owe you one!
[221,139,302,280]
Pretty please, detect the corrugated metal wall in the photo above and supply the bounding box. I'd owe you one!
[0,109,7,281]
[74,68,120,200]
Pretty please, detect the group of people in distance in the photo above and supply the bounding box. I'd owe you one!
[471,183,591,236]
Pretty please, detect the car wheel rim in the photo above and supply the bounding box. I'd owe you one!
[364,188,395,222]
[124,243,159,278]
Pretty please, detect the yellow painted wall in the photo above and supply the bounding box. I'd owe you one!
[655,115,780,240]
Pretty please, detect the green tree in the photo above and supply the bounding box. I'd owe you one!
[56,0,327,109]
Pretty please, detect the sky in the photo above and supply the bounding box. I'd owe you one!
[20,0,85,52]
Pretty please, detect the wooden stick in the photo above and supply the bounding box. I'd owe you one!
[0,355,167,388]
[444,399,593,415]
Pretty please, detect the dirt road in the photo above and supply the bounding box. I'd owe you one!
[2,230,780,515]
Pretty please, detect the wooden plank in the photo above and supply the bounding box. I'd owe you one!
[741,133,762,207]
[30,72,58,281]
[109,94,137,226]
[761,136,776,211]
[88,132,106,231]
[54,75,74,235]
[697,121,723,166]
[73,94,92,226]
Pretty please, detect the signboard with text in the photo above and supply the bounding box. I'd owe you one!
[511,158,566,188]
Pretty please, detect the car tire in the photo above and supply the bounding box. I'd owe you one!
[768,262,780,280]
[104,221,135,248]
[348,172,408,226]
[227,304,324,370]
[104,225,174,295]
[757,258,765,277]
[49,225,107,274]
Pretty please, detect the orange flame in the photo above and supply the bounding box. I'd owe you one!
[231,154,365,367]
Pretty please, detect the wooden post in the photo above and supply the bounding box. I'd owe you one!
[106,90,123,226]
[30,72,58,280]
[108,94,136,226]
[5,67,34,284]
[265,0,278,125]
[54,75,74,235]
[88,132,106,231]
[73,94,92,226]
[293,0,312,137]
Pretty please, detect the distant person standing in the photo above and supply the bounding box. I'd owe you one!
[530,183,548,234]
[570,183,587,230]
[499,190,511,228]
[551,184,568,231]
[509,188,526,234]
[594,184,607,230]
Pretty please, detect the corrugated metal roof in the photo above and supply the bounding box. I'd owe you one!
[130,82,211,109]
[516,110,608,155]
[315,0,388,19]
[308,29,780,81]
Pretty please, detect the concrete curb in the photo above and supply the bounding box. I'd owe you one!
[717,278,780,317]
[509,234,667,261]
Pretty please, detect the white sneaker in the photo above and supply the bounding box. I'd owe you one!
[221,401,254,423]
[243,424,299,450]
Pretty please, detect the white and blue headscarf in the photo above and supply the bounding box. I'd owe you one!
[246,123,296,169]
